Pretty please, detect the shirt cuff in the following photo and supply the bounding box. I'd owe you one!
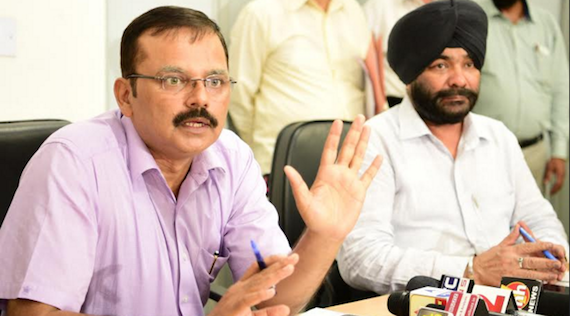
[433,256,472,282]
[551,136,568,159]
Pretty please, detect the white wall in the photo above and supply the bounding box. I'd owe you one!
[0,1,106,122]
[105,0,217,111]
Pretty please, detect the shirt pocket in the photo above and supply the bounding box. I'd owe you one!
[200,247,229,283]
[532,43,552,89]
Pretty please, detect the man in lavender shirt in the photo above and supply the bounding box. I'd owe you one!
[0,6,381,316]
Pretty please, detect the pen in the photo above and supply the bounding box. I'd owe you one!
[519,227,557,260]
[250,240,267,270]
[208,250,220,274]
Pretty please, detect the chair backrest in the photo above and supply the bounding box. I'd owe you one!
[269,120,351,244]
[0,119,70,226]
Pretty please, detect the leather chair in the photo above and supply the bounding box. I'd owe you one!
[0,119,71,226]
[268,120,376,308]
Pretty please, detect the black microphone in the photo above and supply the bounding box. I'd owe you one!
[388,276,442,316]
[536,289,569,316]
[387,291,409,316]
[406,276,440,291]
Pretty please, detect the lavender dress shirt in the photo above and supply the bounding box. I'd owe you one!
[0,110,291,316]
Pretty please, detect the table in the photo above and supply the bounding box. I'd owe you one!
[325,295,392,316]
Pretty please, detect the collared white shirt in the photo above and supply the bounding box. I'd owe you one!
[229,0,371,174]
[337,97,569,294]
[362,0,426,98]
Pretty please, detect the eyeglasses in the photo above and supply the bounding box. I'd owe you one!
[127,73,237,97]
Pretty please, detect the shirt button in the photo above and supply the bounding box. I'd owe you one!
[182,295,189,303]
[182,253,188,262]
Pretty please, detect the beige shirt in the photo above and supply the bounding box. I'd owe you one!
[362,0,426,99]
[229,0,371,174]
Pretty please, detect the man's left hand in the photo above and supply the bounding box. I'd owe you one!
[284,115,382,243]
[544,158,566,195]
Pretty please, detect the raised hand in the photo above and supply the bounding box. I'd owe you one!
[284,115,382,242]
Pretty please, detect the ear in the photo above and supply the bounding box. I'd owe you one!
[114,78,134,117]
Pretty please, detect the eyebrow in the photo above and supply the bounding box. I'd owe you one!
[157,66,228,77]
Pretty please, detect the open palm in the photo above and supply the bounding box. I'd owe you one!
[284,115,382,242]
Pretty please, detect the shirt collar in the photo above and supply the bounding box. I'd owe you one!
[121,114,160,179]
[286,0,345,12]
[398,96,491,149]
[188,136,227,185]
[398,96,432,140]
[121,114,226,182]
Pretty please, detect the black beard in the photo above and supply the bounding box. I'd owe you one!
[410,81,478,125]
[493,0,519,10]
[172,107,219,128]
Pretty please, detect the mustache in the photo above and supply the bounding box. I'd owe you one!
[435,88,478,101]
[172,107,219,128]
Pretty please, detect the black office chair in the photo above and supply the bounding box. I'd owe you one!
[0,119,71,226]
[268,120,377,308]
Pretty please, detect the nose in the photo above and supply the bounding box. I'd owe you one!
[447,66,468,88]
[184,80,208,108]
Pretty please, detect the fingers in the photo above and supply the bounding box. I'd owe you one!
[336,115,365,166]
[518,268,561,284]
[253,305,291,316]
[551,171,564,194]
[517,221,535,242]
[215,254,298,316]
[360,155,383,188]
[518,241,557,256]
[543,168,552,186]
[549,244,568,273]
[284,165,310,212]
[320,120,344,166]
[347,125,371,171]
[499,223,521,246]
[519,256,562,271]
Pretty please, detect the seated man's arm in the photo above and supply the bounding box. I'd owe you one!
[471,129,568,286]
[257,116,382,313]
[471,222,566,287]
[0,143,98,315]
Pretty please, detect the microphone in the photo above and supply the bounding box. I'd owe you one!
[500,277,542,313]
[407,276,441,291]
[388,276,445,316]
[535,289,569,316]
[471,284,518,314]
[440,274,475,293]
[387,291,410,316]
[500,276,569,316]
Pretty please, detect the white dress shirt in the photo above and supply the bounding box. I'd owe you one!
[362,0,426,98]
[337,97,569,294]
[229,0,371,174]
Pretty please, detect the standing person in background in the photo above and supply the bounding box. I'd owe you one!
[473,0,569,195]
[362,0,432,108]
[229,0,385,179]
